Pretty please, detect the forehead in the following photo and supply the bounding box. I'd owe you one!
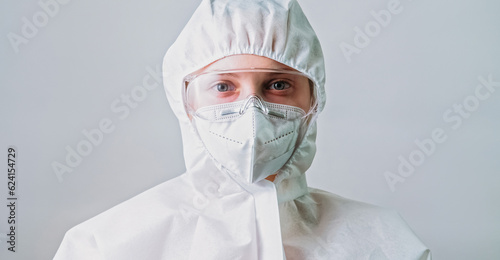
[200,54,296,73]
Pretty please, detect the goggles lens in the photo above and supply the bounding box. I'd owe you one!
[184,69,315,113]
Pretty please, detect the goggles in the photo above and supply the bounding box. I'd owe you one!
[183,68,317,116]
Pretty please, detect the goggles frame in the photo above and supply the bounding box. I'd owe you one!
[182,68,318,116]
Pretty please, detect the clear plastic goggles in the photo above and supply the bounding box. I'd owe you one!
[183,68,316,115]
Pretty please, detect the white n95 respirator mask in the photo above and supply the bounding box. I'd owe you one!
[192,96,308,183]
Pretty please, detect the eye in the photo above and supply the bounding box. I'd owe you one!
[215,83,231,92]
[269,81,290,91]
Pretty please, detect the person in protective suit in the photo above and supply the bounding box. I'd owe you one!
[54,0,431,259]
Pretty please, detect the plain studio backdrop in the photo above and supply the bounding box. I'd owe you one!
[1,0,499,259]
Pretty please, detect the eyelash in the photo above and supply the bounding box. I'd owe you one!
[211,82,235,92]
[266,80,292,90]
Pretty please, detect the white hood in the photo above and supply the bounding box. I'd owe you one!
[162,0,326,185]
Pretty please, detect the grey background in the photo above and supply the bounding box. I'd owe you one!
[1,0,499,259]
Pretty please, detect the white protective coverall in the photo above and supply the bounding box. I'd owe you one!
[54,0,431,259]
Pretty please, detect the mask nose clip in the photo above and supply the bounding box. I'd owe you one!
[239,95,269,115]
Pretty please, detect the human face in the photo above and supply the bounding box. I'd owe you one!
[184,55,313,114]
